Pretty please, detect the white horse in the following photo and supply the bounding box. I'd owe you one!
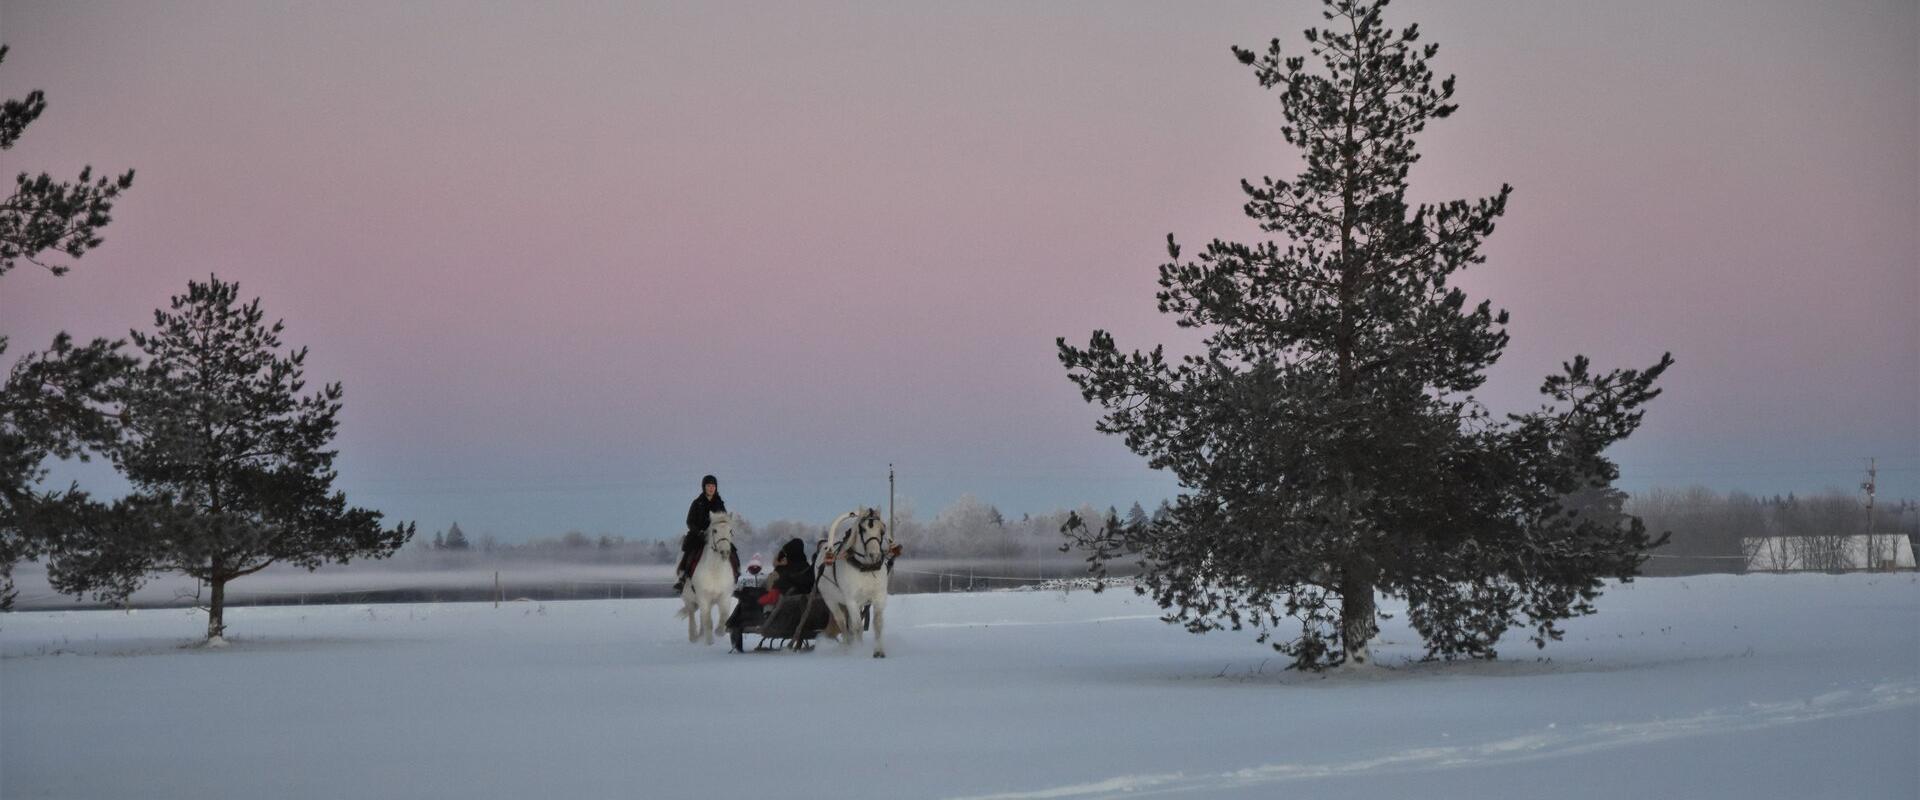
[674,511,736,645]
[817,507,898,658]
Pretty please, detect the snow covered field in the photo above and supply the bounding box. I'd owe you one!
[3,574,1915,799]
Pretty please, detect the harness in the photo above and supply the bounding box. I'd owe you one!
[825,506,883,564]
[808,508,903,640]
[824,509,895,574]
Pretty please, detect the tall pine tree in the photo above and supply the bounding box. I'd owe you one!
[1058,0,1671,670]
[48,277,412,641]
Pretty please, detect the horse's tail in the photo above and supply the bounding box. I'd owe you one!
[673,594,692,619]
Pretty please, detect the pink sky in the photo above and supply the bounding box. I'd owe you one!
[2,0,1914,541]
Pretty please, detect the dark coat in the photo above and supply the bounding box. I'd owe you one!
[768,537,815,597]
[682,492,727,554]
[728,572,768,631]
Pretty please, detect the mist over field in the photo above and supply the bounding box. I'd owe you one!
[5,556,1105,610]
[9,484,1914,612]
[6,493,1115,609]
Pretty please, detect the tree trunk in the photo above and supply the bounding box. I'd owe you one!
[1339,567,1375,666]
[207,577,227,642]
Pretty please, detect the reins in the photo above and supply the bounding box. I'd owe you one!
[823,510,894,574]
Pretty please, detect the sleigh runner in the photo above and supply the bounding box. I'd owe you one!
[747,591,833,651]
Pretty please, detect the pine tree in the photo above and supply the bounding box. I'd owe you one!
[0,46,135,277]
[1126,502,1150,530]
[0,45,138,609]
[46,277,412,641]
[444,522,470,551]
[1058,0,1671,670]
[0,336,132,609]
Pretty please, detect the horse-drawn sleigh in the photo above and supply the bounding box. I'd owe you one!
[685,507,900,657]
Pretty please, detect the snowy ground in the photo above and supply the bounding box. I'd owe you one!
[3,574,1915,799]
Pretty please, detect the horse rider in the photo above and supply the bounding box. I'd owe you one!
[673,474,739,593]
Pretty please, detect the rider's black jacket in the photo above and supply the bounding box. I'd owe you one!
[682,492,727,554]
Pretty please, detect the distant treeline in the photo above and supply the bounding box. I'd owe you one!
[403,495,1126,567]
[1630,487,1918,575]
[403,488,1920,579]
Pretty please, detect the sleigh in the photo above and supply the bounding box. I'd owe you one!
[751,591,832,652]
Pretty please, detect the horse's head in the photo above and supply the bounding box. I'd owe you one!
[706,512,735,552]
[852,507,887,556]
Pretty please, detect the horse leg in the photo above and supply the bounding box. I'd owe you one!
[833,603,854,649]
[871,598,886,659]
[686,598,698,643]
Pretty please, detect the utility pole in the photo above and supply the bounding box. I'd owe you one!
[888,464,897,599]
[1903,500,1919,572]
[1861,458,1877,570]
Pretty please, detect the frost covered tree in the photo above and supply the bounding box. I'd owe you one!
[47,277,412,641]
[1058,0,1671,670]
[928,494,1015,557]
[0,44,138,609]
